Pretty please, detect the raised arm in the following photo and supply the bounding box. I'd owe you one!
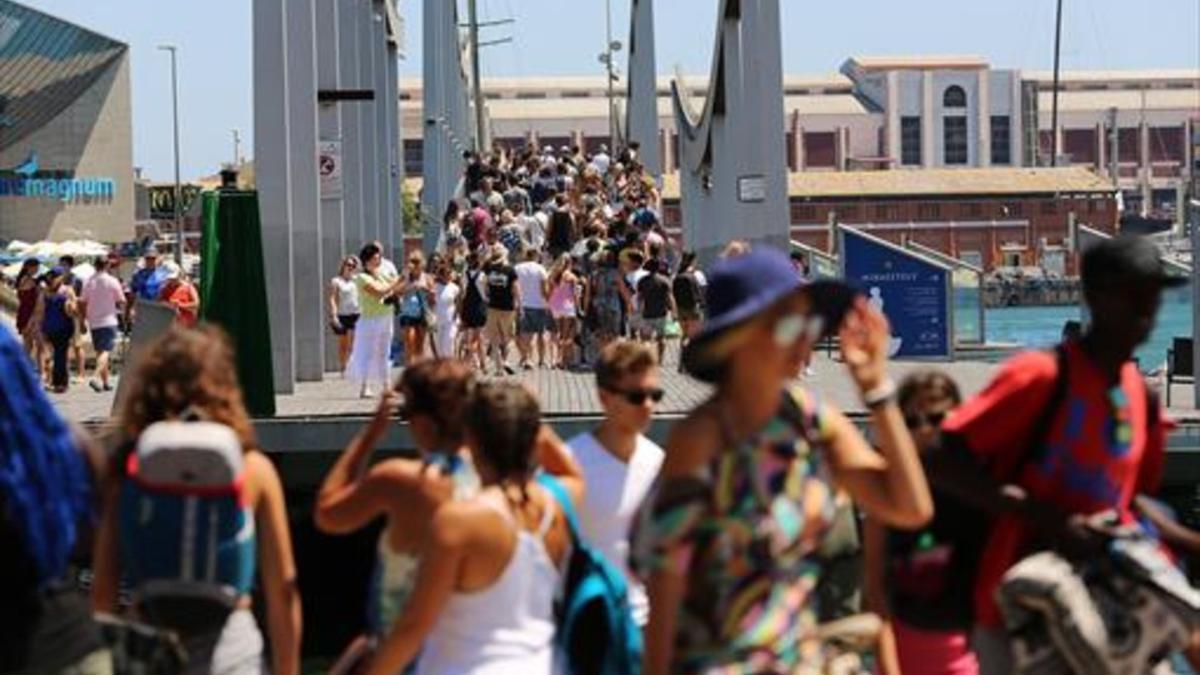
[314,391,407,533]
[825,300,932,530]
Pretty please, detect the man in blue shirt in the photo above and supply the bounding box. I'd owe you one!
[128,247,170,326]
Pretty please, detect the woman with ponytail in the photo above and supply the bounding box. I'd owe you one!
[363,382,584,675]
[0,326,110,674]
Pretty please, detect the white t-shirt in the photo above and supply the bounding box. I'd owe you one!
[80,272,124,329]
[514,261,548,310]
[567,431,665,626]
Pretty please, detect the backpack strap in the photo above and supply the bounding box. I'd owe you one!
[537,473,581,543]
[1009,343,1071,481]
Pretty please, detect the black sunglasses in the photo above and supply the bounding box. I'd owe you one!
[904,410,948,430]
[605,386,665,406]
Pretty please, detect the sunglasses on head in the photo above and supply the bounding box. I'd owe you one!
[605,386,665,406]
[904,411,947,430]
[772,312,824,348]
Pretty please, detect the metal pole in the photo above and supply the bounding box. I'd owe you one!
[1107,106,1119,187]
[159,45,183,266]
[1050,0,1063,167]
[605,0,615,150]
[467,0,485,153]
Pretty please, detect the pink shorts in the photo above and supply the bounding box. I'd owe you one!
[890,620,979,675]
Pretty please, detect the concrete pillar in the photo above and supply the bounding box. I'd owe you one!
[371,9,389,257]
[790,112,802,172]
[1011,74,1025,167]
[385,39,401,258]
[359,3,379,248]
[317,0,345,372]
[976,69,990,167]
[285,0,324,383]
[661,128,674,173]
[253,0,295,394]
[1054,125,1065,165]
[1095,122,1106,172]
[626,0,661,177]
[796,124,805,171]
[338,0,365,253]
[1184,119,1194,182]
[836,126,849,171]
[922,71,935,168]
[885,71,900,165]
[1140,121,1152,210]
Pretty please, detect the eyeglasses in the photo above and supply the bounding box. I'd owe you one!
[904,411,948,430]
[772,312,824,348]
[605,386,665,406]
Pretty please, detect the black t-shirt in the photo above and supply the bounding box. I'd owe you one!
[549,210,575,251]
[0,506,103,674]
[637,273,672,320]
[884,487,986,631]
[485,263,518,311]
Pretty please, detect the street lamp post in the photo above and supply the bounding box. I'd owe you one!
[600,0,622,151]
[158,45,183,266]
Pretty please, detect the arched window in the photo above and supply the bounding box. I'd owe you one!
[943,85,967,108]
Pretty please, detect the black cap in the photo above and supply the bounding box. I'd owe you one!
[1082,235,1187,291]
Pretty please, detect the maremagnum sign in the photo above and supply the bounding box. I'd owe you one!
[839,225,954,360]
[0,152,116,203]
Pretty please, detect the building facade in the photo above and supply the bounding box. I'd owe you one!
[0,0,134,244]
[400,56,1198,220]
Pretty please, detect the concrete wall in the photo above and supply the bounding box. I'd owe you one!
[0,53,134,243]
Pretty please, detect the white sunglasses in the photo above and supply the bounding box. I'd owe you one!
[772,313,824,347]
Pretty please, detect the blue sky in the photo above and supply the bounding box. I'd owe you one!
[19,0,1200,182]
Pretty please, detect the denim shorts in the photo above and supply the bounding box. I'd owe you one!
[519,307,554,334]
[91,326,117,353]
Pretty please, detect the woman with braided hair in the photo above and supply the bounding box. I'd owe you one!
[362,381,584,675]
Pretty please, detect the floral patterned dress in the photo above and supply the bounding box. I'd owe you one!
[633,387,840,674]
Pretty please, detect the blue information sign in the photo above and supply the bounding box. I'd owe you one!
[840,227,953,359]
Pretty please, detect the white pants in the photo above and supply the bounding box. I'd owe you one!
[346,315,394,389]
[434,323,457,359]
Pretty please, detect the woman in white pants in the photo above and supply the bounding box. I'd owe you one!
[347,243,403,398]
[431,260,460,360]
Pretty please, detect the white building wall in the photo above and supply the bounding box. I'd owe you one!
[0,54,134,243]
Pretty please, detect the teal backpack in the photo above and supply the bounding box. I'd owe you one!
[538,474,643,675]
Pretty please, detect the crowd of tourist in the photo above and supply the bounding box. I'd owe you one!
[3,135,1200,675]
[6,246,199,394]
[328,142,797,392]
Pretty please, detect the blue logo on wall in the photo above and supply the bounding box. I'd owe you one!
[0,151,116,203]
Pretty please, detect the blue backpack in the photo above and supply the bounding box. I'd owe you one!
[118,420,256,632]
[538,474,643,675]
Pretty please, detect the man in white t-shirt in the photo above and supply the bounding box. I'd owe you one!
[567,340,665,626]
[78,256,126,392]
[513,247,551,369]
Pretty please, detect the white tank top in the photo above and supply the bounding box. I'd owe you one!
[416,491,561,675]
[331,275,360,315]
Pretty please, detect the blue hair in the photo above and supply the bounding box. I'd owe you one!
[0,326,91,588]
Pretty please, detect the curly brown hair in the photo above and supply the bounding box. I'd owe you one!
[119,325,256,449]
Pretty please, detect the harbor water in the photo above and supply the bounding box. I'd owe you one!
[979,285,1193,371]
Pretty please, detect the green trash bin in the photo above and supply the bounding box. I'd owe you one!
[200,190,276,417]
